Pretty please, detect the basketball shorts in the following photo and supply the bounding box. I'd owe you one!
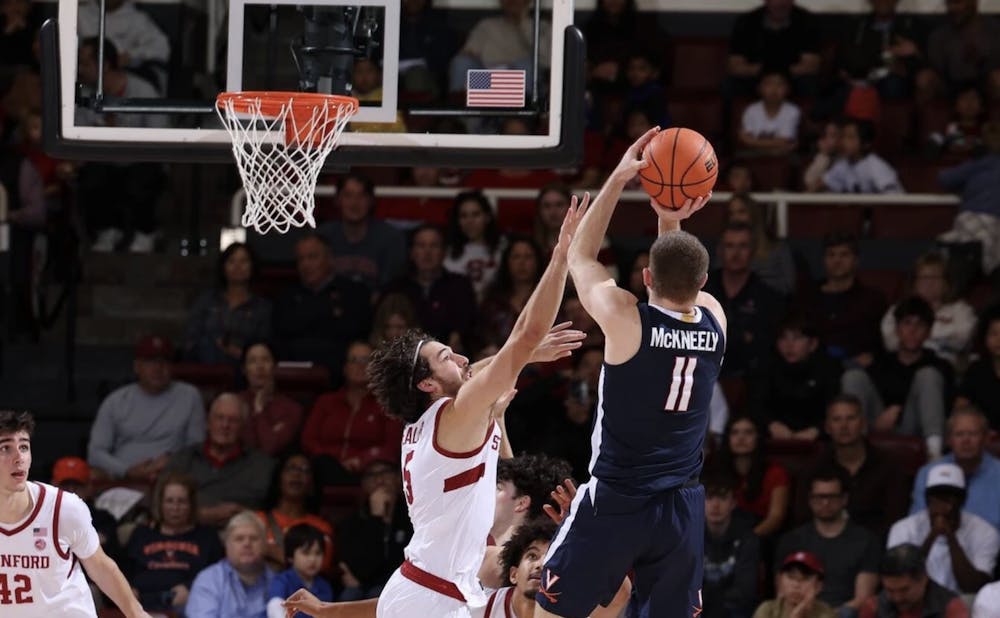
[536,478,705,618]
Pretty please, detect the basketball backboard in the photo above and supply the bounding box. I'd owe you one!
[40,0,584,168]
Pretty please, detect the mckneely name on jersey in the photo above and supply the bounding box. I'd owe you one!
[650,327,720,352]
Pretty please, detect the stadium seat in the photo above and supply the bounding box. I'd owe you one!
[875,100,915,159]
[718,376,747,414]
[896,160,947,193]
[495,198,537,235]
[787,203,864,238]
[764,438,822,474]
[740,156,795,191]
[668,95,724,144]
[377,196,451,226]
[868,432,927,477]
[255,265,298,300]
[857,269,907,303]
[869,203,957,239]
[170,363,236,404]
[670,37,729,95]
[916,101,953,144]
[275,364,332,407]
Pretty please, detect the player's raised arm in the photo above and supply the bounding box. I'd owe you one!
[649,196,728,335]
[568,128,658,359]
[445,196,585,448]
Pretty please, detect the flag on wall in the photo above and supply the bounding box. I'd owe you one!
[466,70,526,107]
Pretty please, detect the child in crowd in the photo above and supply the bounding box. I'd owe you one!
[350,57,407,133]
[624,49,670,127]
[724,162,755,193]
[739,71,801,155]
[266,524,334,618]
[810,118,903,193]
[928,85,986,158]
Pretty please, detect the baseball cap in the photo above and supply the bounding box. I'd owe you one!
[52,457,90,485]
[781,551,825,577]
[926,462,965,492]
[135,335,174,360]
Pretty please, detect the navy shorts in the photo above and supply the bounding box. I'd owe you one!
[536,479,705,618]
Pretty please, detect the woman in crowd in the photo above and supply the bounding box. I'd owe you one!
[256,452,335,577]
[184,242,271,364]
[478,236,544,346]
[709,414,791,538]
[442,190,506,301]
[127,473,223,614]
[369,293,418,346]
[239,340,304,457]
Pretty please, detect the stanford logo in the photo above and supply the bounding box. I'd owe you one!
[34,539,45,551]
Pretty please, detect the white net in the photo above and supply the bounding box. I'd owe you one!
[216,93,358,234]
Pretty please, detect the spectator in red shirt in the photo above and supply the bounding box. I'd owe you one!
[302,341,403,487]
[239,340,304,457]
[709,414,791,538]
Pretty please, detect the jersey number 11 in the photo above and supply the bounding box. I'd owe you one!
[664,357,698,412]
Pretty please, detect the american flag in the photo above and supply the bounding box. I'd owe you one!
[33,527,47,536]
[466,70,526,107]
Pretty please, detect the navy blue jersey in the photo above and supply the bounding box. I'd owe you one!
[589,302,725,495]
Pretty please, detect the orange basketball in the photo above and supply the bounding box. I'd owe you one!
[638,128,718,209]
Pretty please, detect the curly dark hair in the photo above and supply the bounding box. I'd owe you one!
[498,454,574,519]
[499,518,558,581]
[368,329,436,423]
[0,410,34,438]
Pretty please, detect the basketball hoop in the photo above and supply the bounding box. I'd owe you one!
[216,91,359,234]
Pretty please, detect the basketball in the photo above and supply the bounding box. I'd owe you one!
[639,128,718,209]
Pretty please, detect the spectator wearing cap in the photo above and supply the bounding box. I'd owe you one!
[795,395,908,537]
[51,457,121,563]
[887,463,999,595]
[87,335,205,481]
[753,551,836,618]
[860,544,969,618]
[841,296,953,459]
[703,470,760,618]
[909,406,1000,533]
[776,467,880,616]
[161,392,275,527]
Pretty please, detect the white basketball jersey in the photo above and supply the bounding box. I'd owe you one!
[401,397,502,607]
[482,586,516,618]
[0,482,99,617]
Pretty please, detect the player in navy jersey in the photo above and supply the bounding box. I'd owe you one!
[533,127,725,618]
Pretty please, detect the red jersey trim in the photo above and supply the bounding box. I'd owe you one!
[485,588,514,618]
[53,488,71,560]
[400,560,466,602]
[0,482,46,536]
[432,399,496,459]
[443,463,487,492]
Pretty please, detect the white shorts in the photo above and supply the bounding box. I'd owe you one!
[376,569,489,618]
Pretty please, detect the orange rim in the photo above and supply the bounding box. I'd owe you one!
[216,91,359,121]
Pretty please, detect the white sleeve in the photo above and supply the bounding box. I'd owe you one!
[881,305,899,352]
[709,382,729,436]
[266,597,286,618]
[741,104,761,136]
[822,160,850,192]
[973,582,1000,618]
[886,518,911,548]
[968,518,1000,575]
[871,157,903,193]
[779,104,800,140]
[58,490,101,560]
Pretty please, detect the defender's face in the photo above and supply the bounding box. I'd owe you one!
[511,539,550,598]
[0,431,30,493]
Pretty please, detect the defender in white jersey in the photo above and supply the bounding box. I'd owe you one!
[0,410,151,618]
[283,195,589,618]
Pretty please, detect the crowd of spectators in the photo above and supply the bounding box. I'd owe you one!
[5,1,1000,617]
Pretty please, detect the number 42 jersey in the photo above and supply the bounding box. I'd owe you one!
[589,302,725,495]
[0,482,100,617]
